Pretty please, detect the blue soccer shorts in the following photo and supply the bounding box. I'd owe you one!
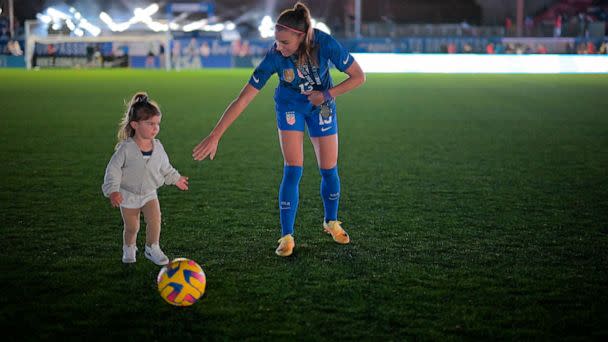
[275,100,338,137]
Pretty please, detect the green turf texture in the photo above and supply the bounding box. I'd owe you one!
[0,69,607,339]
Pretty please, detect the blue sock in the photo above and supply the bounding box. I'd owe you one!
[279,165,303,236]
[320,166,340,223]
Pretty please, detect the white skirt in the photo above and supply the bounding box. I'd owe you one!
[119,189,158,209]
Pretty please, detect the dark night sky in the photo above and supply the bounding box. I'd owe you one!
[5,0,483,25]
[8,1,338,22]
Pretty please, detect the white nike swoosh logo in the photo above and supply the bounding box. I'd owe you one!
[342,55,349,64]
[252,75,259,83]
[321,126,332,132]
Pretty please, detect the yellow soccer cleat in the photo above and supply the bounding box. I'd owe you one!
[275,234,295,257]
[323,220,350,244]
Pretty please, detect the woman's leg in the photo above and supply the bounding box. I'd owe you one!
[279,129,304,166]
[309,134,338,170]
[310,134,339,222]
[310,133,349,244]
[278,130,304,237]
[120,207,141,246]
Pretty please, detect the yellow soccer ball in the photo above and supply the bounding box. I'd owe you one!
[157,258,206,306]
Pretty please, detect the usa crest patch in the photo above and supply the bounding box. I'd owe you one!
[285,111,296,125]
[283,69,295,82]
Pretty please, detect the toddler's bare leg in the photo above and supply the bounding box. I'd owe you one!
[142,199,162,246]
[120,207,141,246]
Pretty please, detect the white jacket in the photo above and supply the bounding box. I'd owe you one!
[102,138,181,197]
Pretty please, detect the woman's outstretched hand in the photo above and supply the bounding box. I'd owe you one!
[193,134,219,161]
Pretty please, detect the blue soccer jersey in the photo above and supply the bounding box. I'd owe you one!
[248,29,355,137]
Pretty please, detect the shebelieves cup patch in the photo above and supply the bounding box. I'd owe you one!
[320,103,332,118]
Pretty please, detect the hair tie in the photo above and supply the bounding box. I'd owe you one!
[135,95,148,104]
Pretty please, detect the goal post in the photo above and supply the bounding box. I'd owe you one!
[25,20,172,70]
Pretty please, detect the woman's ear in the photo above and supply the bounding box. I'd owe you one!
[129,121,138,130]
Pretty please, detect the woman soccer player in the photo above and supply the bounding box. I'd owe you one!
[192,2,365,256]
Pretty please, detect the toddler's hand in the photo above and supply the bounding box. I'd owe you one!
[175,176,189,191]
[109,192,123,208]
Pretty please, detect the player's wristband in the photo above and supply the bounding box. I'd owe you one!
[323,89,333,102]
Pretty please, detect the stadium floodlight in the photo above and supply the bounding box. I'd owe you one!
[65,19,75,30]
[143,4,160,17]
[183,20,207,32]
[133,4,159,22]
[258,16,330,38]
[258,15,274,38]
[79,19,101,36]
[36,1,234,35]
[36,13,51,24]
[132,8,145,22]
[46,7,70,21]
[69,7,82,20]
[142,17,169,32]
[204,23,224,32]
[40,5,101,36]
[100,12,131,32]
[99,12,112,25]
[311,19,331,34]
[130,4,168,32]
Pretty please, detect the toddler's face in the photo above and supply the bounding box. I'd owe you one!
[132,115,161,140]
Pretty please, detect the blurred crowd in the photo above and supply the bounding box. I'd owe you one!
[444,40,608,55]
[0,16,22,56]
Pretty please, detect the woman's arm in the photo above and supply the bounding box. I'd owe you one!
[306,60,366,106]
[328,60,366,98]
[192,83,259,161]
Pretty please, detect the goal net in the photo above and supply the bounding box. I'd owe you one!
[25,20,171,70]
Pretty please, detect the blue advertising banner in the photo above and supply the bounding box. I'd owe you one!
[0,55,26,68]
[170,37,272,69]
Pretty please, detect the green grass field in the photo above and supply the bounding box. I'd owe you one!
[1,69,607,340]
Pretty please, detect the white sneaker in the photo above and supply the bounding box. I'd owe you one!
[145,244,169,266]
[122,244,137,263]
